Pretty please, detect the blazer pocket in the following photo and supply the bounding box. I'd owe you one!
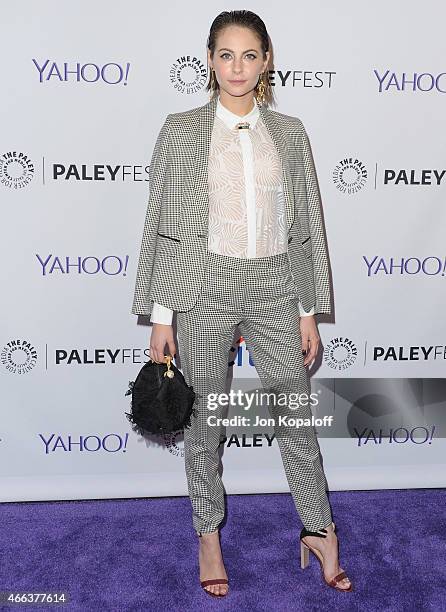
[156,231,180,243]
[155,234,180,258]
[301,235,312,258]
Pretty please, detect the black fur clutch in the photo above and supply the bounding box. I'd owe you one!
[124,355,196,435]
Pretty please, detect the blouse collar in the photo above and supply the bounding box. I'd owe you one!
[216,95,260,130]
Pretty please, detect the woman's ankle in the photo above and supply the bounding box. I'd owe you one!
[198,529,219,538]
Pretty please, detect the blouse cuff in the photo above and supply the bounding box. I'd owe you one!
[298,301,315,317]
[150,302,174,325]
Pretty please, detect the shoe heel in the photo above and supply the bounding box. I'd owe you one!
[300,541,310,569]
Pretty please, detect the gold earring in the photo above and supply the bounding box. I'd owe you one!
[209,68,218,96]
[255,73,266,106]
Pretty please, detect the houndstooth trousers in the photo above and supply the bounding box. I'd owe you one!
[176,249,333,535]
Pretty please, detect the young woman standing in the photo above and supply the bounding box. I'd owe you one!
[132,10,352,598]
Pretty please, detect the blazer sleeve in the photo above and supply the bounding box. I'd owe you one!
[297,120,332,315]
[131,115,172,316]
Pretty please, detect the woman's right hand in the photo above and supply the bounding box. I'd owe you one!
[150,323,177,363]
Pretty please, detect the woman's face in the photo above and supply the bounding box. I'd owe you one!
[208,25,269,99]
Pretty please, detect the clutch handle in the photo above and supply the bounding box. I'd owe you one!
[148,354,175,376]
[163,354,175,378]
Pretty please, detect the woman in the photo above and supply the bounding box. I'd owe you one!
[132,10,352,597]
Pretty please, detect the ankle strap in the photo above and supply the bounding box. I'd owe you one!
[300,526,328,539]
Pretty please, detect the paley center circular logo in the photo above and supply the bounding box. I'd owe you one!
[1,339,38,374]
[169,55,208,94]
[163,429,185,457]
[333,157,367,194]
[323,336,357,371]
[0,151,35,189]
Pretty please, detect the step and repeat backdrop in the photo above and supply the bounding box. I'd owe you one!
[1,2,445,502]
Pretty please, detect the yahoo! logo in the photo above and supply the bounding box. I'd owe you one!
[39,433,130,454]
[374,70,446,93]
[355,426,436,446]
[36,254,129,276]
[363,256,446,276]
[33,59,131,85]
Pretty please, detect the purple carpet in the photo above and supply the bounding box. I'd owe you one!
[1,489,445,611]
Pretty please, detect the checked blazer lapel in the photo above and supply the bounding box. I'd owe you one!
[186,95,296,238]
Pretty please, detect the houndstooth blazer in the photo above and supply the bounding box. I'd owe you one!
[131,95,332,317]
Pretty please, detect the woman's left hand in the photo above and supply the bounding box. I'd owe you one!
[300,315,320,367]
